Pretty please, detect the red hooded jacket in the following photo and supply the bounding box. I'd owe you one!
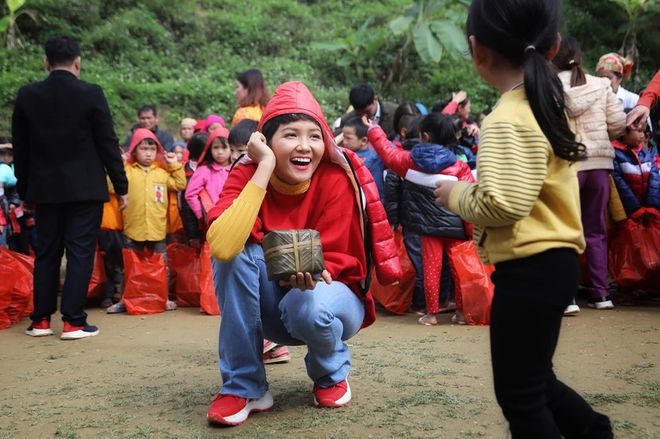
[209,82,402,328]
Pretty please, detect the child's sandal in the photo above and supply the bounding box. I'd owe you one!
[417,314,438,326]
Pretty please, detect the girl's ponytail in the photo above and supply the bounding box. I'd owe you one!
[524,48,586,161]
[467,0,586,162]
[552,36,587,88]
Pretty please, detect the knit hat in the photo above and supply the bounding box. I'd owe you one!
[203,115,226,132]
[596,52,634,81]
[180,117,197,128]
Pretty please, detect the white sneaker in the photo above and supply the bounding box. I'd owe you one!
[587,296,614,310]
[564,303,580,316]
[166,300,178,311]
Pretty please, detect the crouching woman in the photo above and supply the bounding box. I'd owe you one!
[205,81,399,426]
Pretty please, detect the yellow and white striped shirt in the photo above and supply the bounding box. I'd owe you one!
[448,88,585,264]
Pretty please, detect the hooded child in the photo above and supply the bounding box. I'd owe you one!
[185,126,231,225]
[107,128,186,313]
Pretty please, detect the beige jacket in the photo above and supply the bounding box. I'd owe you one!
[559,71,626,171]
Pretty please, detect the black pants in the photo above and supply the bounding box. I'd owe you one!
[98,230,125,300]
[491,248,613,438]
[31,201,103,326]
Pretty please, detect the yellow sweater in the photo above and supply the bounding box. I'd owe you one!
[122,162,186,242]
[448,88,585,264]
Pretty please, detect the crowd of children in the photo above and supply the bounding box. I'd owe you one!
[5,3,659,430]
[2,56,657,322]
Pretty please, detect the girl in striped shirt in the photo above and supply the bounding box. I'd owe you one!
[434,0,613,437]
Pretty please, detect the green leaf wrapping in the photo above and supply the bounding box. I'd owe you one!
[263,230,325,282]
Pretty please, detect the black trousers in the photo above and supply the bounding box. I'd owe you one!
[491,248,612,439]
[31,201,103,326]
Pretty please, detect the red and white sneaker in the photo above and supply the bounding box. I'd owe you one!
[207,391,273,426]
[263,346,291,364]
[25,319,54,337]
[60,322,99,340]
[263,339,277,354]
[313,378,351,408]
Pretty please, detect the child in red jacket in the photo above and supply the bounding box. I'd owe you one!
[365,113,475,325]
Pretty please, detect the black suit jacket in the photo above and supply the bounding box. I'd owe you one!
[11,70,128,203]
[339,99,399,140]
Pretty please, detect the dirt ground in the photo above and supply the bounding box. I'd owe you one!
[0,299,659,439]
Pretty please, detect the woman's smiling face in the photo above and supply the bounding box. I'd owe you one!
[270,119,325,185]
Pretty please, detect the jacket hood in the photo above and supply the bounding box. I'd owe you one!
[559,72,611,117]
[410,143,457,173]
[257,81,338,162]
[126,128,166,165]
[197,125,230,163]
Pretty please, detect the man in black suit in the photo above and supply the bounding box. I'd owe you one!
[12,35,128,340]
[122,105,175,152]
[339,84,399,140]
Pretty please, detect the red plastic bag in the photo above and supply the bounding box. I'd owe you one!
[167,243,202,307]
[87,249,107,303]
[448,240,494,326]
[122,249,168,315]
[369,229,416,315]
[0,248,34,327]
[609,208,660,291]
[199,243,220,315]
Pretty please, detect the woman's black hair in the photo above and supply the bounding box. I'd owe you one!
[186,132,208,160]
[552,36,586,88]
[393,102,421,134]
[431,99,451,114]
[398,114,423,141]
[466,0,585,161]
[420,113,460,146]
[261,113,321,145]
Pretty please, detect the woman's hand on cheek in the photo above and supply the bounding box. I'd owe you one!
[248,131,275,166]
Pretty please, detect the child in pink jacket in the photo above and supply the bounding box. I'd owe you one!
[185,126,231,225]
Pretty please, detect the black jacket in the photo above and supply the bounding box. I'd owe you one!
[400,181,467,240]
[11,70,127,203]
[340,99,399,140]
[123,125,175,152]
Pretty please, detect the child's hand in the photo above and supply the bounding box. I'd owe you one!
[361,115,377,130]
[248,132,275,165]
[434,180,457,208]
[279,270,332,291]
[165,152,178,164]
[118,194,129,210]
[452,90,467,103]
[466,123,480,137]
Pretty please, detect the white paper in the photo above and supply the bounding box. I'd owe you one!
[404,169,457,188]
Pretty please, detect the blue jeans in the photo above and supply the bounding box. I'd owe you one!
[212,243,365,399]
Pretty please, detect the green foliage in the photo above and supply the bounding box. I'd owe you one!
[0,0,658,136]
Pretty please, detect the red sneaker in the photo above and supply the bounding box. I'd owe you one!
[207,391,273,426]
[263,339,277,354]
[263,346,291,364]
[25,319,53,337]
[60,322,99,340]
[313,378,351,408]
